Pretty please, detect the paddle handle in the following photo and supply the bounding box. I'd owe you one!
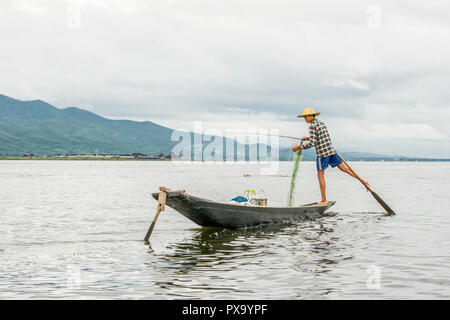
[337,154,395,215]
[337,154,370,190]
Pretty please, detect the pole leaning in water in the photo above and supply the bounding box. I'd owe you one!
[287,141,304,206]
[337,154,395,216]
[144,187,169,243]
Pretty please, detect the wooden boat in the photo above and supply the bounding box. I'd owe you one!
[151,190,335,228]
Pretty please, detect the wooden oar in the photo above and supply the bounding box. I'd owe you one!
[337,154,395,215]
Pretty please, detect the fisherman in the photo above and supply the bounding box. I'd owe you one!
[292,107,370,205]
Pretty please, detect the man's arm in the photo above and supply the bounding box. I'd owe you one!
[301,124,317,150]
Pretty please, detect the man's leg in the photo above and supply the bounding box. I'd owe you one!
[337,163,370,190]
[317,170,328,204]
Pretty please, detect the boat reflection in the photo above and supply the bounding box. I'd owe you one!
[149,223,294,273]
[149,218,349,277]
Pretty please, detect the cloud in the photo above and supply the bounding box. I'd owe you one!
[323,73,371,91]
[342,122,447,141]
[11,0,49,15]
[65,0,140,11]
[1,0,450,157]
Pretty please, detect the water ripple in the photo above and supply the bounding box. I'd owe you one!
[0,161,449,299]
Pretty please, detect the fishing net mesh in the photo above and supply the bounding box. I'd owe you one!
[287,147,303,206]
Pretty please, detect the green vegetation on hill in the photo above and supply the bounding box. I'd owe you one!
[0,94,273,160]
[0,94,176,156]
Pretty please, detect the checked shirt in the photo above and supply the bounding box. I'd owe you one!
[302,119,337,158]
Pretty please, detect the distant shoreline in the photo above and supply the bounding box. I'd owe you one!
[0,157,170,161]
[0,157,449,162]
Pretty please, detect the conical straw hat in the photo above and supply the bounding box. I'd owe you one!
[297,107,320,118]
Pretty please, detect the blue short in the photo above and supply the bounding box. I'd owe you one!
[316,153,342,171]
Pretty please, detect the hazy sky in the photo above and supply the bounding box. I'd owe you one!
[1,0,450,157]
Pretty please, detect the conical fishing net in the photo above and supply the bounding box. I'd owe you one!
[287,145,303,206]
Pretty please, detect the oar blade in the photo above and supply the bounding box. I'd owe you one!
[370,190,395,215]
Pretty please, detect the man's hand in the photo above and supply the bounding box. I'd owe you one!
[301,136,310,141]
[291,145,302,152]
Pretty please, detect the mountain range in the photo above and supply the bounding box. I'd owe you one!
[1,94,446,161]
[0,94,275,160]
[0,94,178,156]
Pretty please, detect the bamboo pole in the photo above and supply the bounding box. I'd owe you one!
[144,187,169,243]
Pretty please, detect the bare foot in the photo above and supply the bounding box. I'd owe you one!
[317,201,328,205]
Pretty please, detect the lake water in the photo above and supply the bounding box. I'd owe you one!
[0,160,449,299]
